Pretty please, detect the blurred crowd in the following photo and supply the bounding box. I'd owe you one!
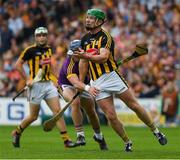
[0,0,180,100]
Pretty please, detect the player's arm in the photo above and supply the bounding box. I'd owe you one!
[73,48,109,63]
[67,74,99,97]
[79,59,89,82]
[68,74,86,91]
[74,34,111,63]
[88,48,109,63]
[15,48,32,86]
[67,60,99,96]
[15,57,27,80]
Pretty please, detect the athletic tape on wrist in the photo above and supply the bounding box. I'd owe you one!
[84,85,90,91]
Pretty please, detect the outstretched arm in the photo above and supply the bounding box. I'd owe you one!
[68,74,99,97]
[74,48,110,64]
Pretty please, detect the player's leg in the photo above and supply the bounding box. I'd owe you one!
[80,95,108,150]
[45,96,76,148]
[12,103,40,147]
[12,82,43,148]
[62,87,85,146]
[117,88,167,145]
[44,82,76,148]
[97,96,132,152]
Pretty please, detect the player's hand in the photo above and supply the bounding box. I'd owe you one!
[26,79,33,87]
[72,48,83,56]
[88,86,100,97]
[73,48,91,60]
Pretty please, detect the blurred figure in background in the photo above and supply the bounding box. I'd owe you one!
[162,80,179,127]
[0,21,14,56]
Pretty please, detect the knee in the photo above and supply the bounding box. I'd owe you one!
[105,111,118,123]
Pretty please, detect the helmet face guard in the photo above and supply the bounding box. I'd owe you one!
[67,39,81,56]
[34,27,48,46]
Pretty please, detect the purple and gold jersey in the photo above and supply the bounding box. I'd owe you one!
[58,56,89,86]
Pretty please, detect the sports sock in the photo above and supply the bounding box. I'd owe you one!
[94,132,103,140]
[149,122,159,133]
[75,125,84,137]
[77,131,85,137]
[16,125,24,134]
[122,133,130,143]
[60,131,70,142]
[93,127,103,140]
[153,128,160,134]
[125,140,132,144]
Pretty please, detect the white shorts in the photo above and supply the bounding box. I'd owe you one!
[90,71,128,101]
[27,81,58,104]
[61,84,92,99]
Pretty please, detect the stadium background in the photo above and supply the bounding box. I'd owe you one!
[0,0,180,159]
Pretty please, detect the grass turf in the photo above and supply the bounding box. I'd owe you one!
[0,125,180,159]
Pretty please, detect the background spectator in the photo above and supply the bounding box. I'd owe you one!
[0,0,179,99]
[161,80,179,127]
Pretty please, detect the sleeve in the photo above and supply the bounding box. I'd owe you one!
[19,48,31,61]
[101,32,112,50]
[66,60,78,79]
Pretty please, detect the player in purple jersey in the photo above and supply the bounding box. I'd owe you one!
[58,44,108,150]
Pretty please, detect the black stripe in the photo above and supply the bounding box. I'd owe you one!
[47,66,50,80]
[32,56,36,79]
[115,70,129,88]
[91,62,99,80]
[60,131,67,134]
[44,54,48,80]
[107,59,113,71]
[100,64,106,73]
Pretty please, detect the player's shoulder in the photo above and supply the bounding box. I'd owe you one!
[46,45,52,50]
[101,29,112,39]
[81,32,90,41]
[23,44,37,53]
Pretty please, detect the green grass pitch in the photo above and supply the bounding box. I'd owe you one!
[0,125,180,159]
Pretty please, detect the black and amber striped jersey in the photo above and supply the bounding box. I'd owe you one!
[81,29,117,80]
[20,44,53,81]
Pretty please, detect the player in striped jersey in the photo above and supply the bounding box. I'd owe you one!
[74,9,167,152]
[11,27,76,148]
